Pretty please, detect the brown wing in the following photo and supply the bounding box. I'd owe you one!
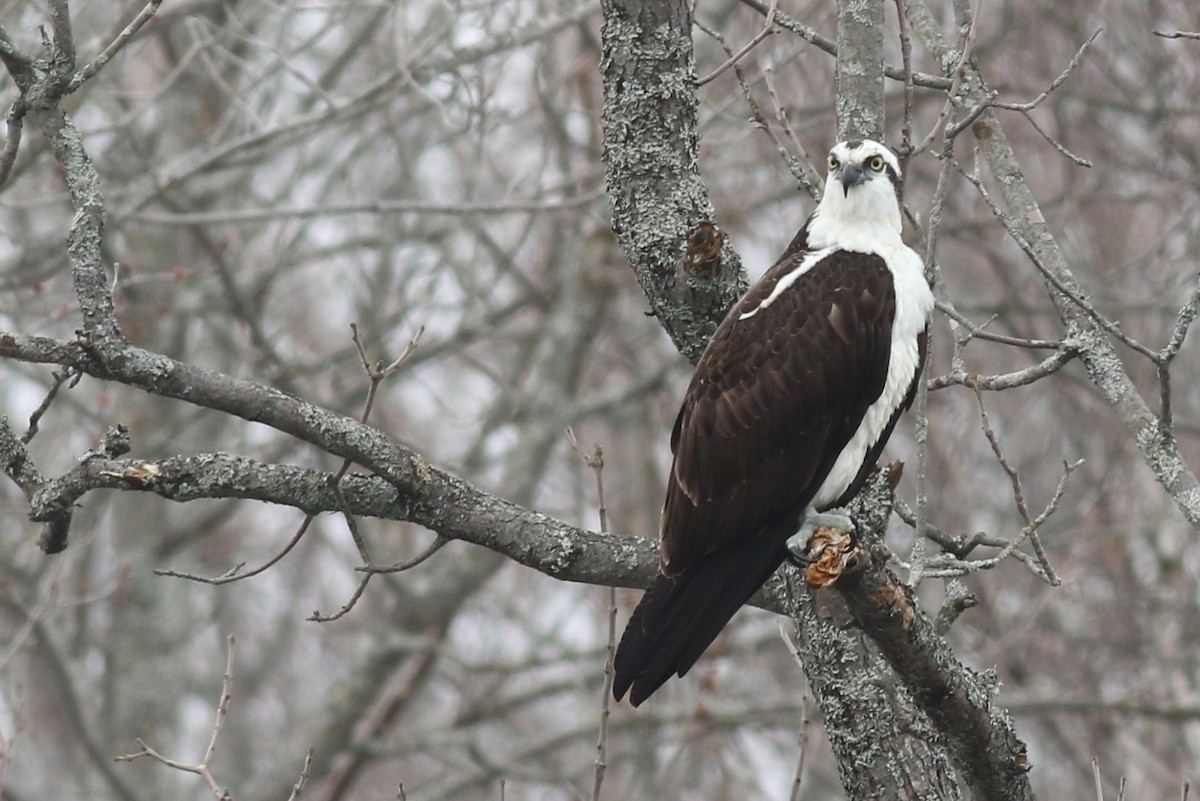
[661,249,896,575]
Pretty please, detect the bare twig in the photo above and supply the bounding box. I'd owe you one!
[972,385,1066,584]
[22,368,79,444]
[285,748,316,801]
[928,348,1078,391]
[763,69,823,198]
[992,28,1102,113]
[1016,111,1093,167]
[696,0,778,87]
[775,622,812,801]
[68,0,164,91]
[566,426,615,801]
[950,159,1161,362]
[894,0,915,172]
[909,0,981,156]
[309,323,426,619]
[116,634,238,801]
[361,536,449,574]
[0,99,27,189]
[154,514,313,585]
[1156,278,1200,436]
[1152,29,1200,40]
[699,7,820,198]
[308,574,372,623]
[936,299,1065,350]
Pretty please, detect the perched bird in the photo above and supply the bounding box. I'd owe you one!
[613,140,935,706]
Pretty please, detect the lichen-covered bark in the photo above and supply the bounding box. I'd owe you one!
[599,0,747,364]
[788,576,962,801]
[836,0,886,142]
[823,471,1034,801]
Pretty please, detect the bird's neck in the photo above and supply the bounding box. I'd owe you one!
[807,191,903,252]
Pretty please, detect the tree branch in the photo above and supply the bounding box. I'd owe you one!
[904,0,1200,525]
[599,0,748,363]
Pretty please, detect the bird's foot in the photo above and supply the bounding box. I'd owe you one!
[786,512,858,588]
[786,512,855,564]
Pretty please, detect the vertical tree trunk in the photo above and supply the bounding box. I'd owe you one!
[598,0,747,365]
[836,0,887,142]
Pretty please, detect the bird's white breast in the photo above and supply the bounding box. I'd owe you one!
[811,241,933,509]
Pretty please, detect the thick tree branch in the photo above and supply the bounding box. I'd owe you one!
[21,447,660,592]
[831,473,1033,801]
[599,0,748,363]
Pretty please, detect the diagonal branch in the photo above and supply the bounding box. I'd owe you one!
[905,0,1200,525]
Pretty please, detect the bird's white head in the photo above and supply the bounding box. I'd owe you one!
[809,140,904,247]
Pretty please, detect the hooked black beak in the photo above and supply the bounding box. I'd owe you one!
[838,164,865,196]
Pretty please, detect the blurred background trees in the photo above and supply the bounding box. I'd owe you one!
[0,0,1198,799]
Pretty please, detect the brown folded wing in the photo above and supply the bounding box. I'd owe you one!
[661,249,896,575]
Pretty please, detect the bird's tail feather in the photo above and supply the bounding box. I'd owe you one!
[613,521,791,706]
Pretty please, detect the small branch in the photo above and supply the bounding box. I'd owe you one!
[951,159,1161,362]
[22,367,80,443]
[936,299,1066,350]
[204,636,236,768]
[736,0,954,90]
[285,748,316,801]
[125,193,605,226]
[763,69,823,198]
[1016,111,1093,167]
[933,581,978,634]
[778,649,812,801]
[991,28,1102,113]
[155,516,313,585]
[116,634,237,801]
[68,0,164,92]
[308,574,372,623]
[0,99,27,189]
[307,323,426,619]
[909,0,981,157]
[1152,29,1200,40]
[894,0,915,172]
[360,536,449,574]
[928,347,1078,391]
[1156,277,1200,436]
[566,427,614,801]
[972,385,1065,585]
[696,0,777,87]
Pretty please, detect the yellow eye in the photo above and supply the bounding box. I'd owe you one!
[868,155,885,172]
[827,155,839,171]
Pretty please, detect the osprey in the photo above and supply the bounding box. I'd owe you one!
[613,140,935,706]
